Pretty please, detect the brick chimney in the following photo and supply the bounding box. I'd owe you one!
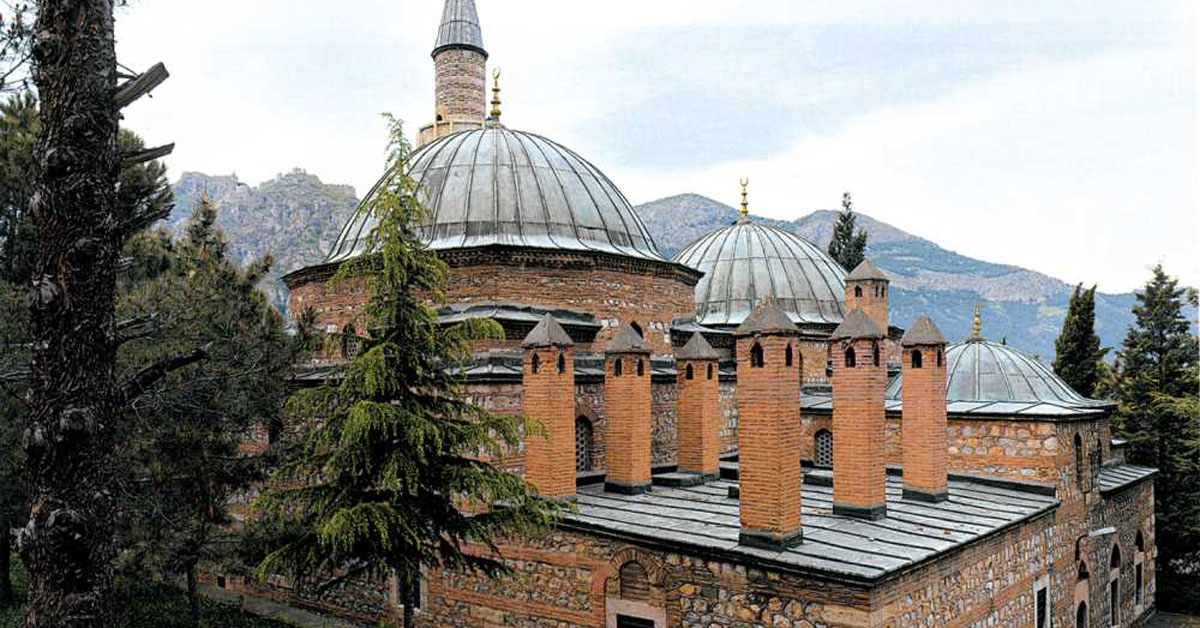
[521,314,576,498]
[604,324,652,494]
[675,332,721,480]
[734,298,804,549]
[831,308,888,520]
[901,315,949,502]
[845,259,889,336]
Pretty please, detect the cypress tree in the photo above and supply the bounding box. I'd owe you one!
[827,191,868,272]
[253,117,560,628]
[1052,284,1106,397]
[1112,265,1200,612]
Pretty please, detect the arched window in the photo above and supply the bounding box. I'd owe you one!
[619,562,650,601]
[1110,545,1122,627]
[1077,602,1088,628]
[614,358,623,377]
[630,322,644,338]
[531,353,541,374]
[575,416,593,472]
[937,349,943,367]
[785,343,794,367]
[750,342,764,368]
[814,429,833,467]
[1075,433,1085,487]
[854,285,863,298]
[685,364,694,380]
[911,350,923,369]
[872,342,880,367]
[557,351,566,374]
[706,363,714,380]
[636,359,645,377]
[1079,560,1090,580]
[1135,531,1145,608]
[844,347,856,368]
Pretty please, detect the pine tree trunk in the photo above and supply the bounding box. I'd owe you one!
[21,1,121,627]
[0,518,14,609]
[186,561,200,628]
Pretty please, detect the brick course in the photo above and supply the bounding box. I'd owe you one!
[676,357,721,477]
[523,345,576,498]
[604,351,652,493]
[831,337,887,519]
[735,334,803,547]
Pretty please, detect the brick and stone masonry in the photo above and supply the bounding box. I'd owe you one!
[521,314,577,498]
[604,324,652,494]
[900,315,949,502]
[845,259,890,336]
[831,308,888,520]
[675,332,721,479]
[733,298,804,549]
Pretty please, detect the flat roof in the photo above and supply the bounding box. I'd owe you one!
[565,472,1058,584]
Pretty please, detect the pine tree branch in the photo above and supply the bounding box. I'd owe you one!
[119,142,173,169]
[118,342,212,407]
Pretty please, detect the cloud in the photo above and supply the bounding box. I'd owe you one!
[112,0,1197,292]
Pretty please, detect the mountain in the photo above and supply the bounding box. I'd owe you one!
[169,170,359,309]
[637,193,1147,361]
[166,174,1180,363]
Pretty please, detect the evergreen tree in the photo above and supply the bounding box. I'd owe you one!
[827,191,868,272]
[0,283,27,609]
[1052,284,1107,397]
[252,118,560,628]
[1111,265,1200,612]
[113,196,292,627]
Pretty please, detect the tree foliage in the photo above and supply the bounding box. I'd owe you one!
[1052,284,1107,398]
[1110,265,1200,612]
[827,191,868,272]
[252,117,561,628]
[114,196,292,627]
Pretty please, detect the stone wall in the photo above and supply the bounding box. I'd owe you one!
[420,506,1065,628]
[286,249,699,356]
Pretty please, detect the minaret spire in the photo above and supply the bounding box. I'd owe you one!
[489,68,502,121]
[432,0,486,58]
[420,0,489,147]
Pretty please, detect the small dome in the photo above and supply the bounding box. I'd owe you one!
[326,127,666,264]
[886,339,1112,411]
[673,222,847,328]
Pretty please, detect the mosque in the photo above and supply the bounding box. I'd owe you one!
[271,2,1158,627]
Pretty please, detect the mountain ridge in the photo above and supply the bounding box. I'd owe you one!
[167,175,1179,362]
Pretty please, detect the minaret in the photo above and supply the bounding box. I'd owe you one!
[419,0,488,147]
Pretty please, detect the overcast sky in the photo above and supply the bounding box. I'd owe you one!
[116,0,1197,293]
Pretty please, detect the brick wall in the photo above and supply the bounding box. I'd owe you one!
[735,334,803,544]
[831,338,887,518]
[523,345,576,497]
[433,48,486,124]
[676,358,721,477]
[604,352,652,491]
[900,344,947,500]
[286,250,699,355]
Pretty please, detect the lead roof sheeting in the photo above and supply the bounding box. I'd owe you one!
[325,128,666,264]
[568,474,1056,582]
[1098,465,1156,494]
[433,0,485,54]
[674,223,848,328]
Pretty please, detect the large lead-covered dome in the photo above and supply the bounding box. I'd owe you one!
[673,222,847,328]
[885,338,1114,416]
[326,127,666,264]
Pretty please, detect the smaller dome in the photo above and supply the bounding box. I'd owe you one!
[673,222,847,328]
[886,339,1112,413]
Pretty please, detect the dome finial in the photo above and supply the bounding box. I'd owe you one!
[738,178,750,224]
[969,301,984,341]
[489,67,502,121]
